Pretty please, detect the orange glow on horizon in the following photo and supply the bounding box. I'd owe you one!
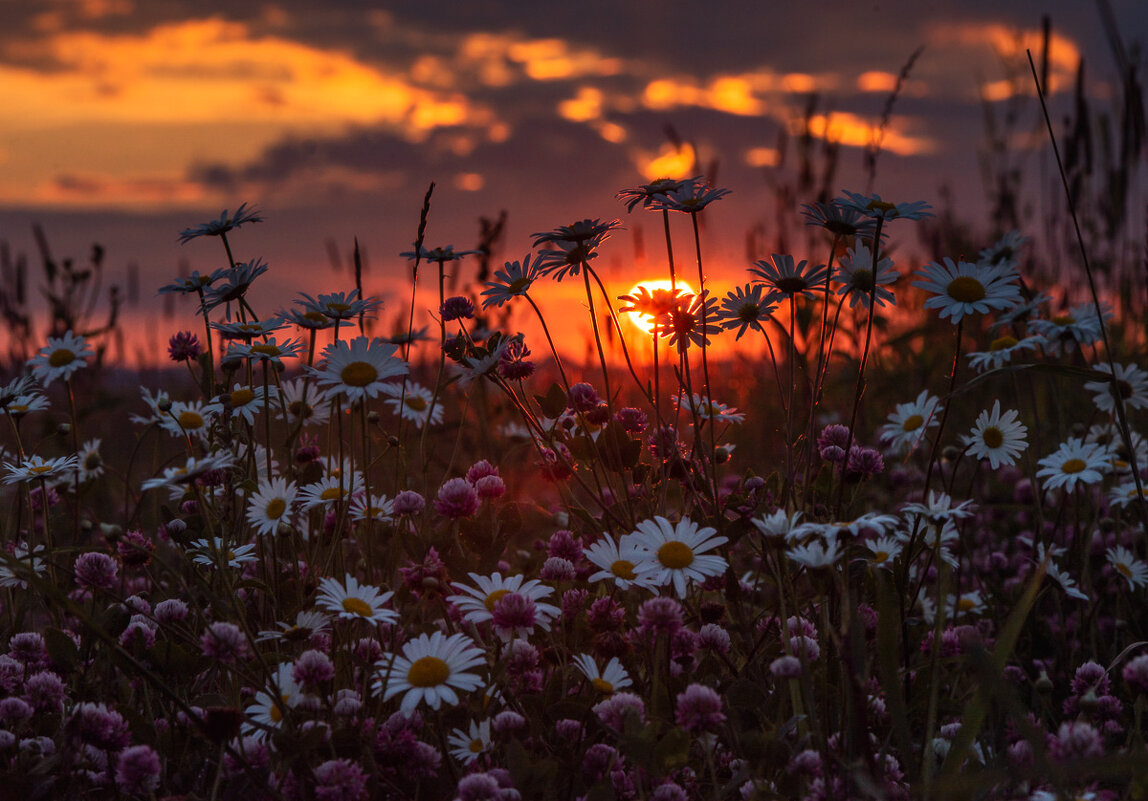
[621,280,697,335]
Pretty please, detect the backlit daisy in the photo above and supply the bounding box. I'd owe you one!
[246,477,297,537]
[714,283,779,339]
[913,257,1021,323]
[243,662,302,741]
[139,452,233,494]
[349,492,394,524]
[1036,438,1110,492]
[216,383,277,426]
[159,400,219,440]
[572,654,632,695]
[383,382,443,428]
[188,537,259,570]
[863,535,903,569]
[657,291,720,354]
[1084,362,1148,414]
[481,254,544,309]
[256,610,331,643]
[315,574,398,625]
[978,230,1027,266]
[447,573,560,634]
[963,401,1027,469]
[76,439,105,483]
[228,336,305,367]
[1027,302,1110,354]
[966,334,1038,373]
[448,719,492,766]
[372,631,485,713]
[837,190,933,222]
[801,199,879,238]
[628,516,729,598]
[879,390,942,455]
[295,290,381,323]
[212,316,287,342]
[296,476,354,511]
[584,533,658,590]
[1106,546,1148,590]
[835,244,898,309]
[202,259,270,311]
[674,393,745,424]
[749,254,829,301]
[309,336,408,404]
[616,177,685,212]
[786,538,842,569]
[30,330,94,385]
[2,454,79,485]
[179,203,262,243]
[278,378,331,427]
[647,177,731,214]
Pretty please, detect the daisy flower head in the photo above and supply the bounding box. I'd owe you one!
[863,535,903,569]
[963,400,1028,469]
[296,475,354,511]
[246,476,297,537]
[315,574,398,625]
[373,630,485,713]
[801,199,880,239]
[447,573,560,638]
[400,244,482,263]
[75,439,104,483]
[448,719,492,766]
[966,334,1038,373]
[532,218,622,248]
[1084,362,1148,414]
[628,516,729,598]
[3,454,79,485]
[657,291,720,354]
[978,230,1027,267]
[913,257,1021,323]
[277,378,331,427]
[0,390,49,417]
[1036,437,1110,493]
[178,203,262,243]
[616,177,686,212]
[216,383,277,426]
[835,244,898,309]
[243,662,301,740]
[202,258,270,311]
[309,336,408,404]
[900,491,976,527]
[139,451,233,497]
[674,393,745,424]
[1106,546,1148,590]
[349,492,394,524]
[714,283,778,339]
[295,290,381,323]
[159,400,219,440]
[584,532,659,590]
[837,190,933,222]
[749,254,829,300]
[751,509,803,545]
[230,336,305,366]
[189,537,259,570]
[481,254,543,309]
[1027,302,1110,354]
[157,267,227,295]
[0,542,46,589]
[647,176,731,214]
[257,609,331,643]
[572,654,632,694]
[211,316,287,342]
[878,389,943,455]
[787,538,842,570]
[30,330,94,385]
[382,381,442,428]
[1109,480,1148,509]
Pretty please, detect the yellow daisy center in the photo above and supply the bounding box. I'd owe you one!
[269,696,288,723]
[957,597,976,612]
[872,551,889,563]
[320,486,346,501]
[989,335,1018,351]
[850,269,874,291]
[610,559,636,580]
[591,678,615,694]
[250,344,280,357]
[1116,562,1133,579]
[326,303,352,314]
[866,200,898,214]
[342,597,373,617]
[288,400,313,419]
[508,277,532,293]
[484,589,511,611]
[946,276,986,303]
[407,656,450,687]
[48,349,76,368]
[1060,458,1086,474]
[304,311,327,324]
[469,738,484,753]
[406,396,428,412]
[178,411,204,429]
[657,541,695,569]
[29,465,53,475]
[340,361,379,387]
[265,498,286,520]
[1052,314,1075,325]
[981,426,1004,449]
[902,414,924,432]
[230,389,255,407]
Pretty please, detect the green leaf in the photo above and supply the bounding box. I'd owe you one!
[536,382,568,418]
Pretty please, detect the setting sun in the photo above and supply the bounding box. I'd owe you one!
[620,279,696,335]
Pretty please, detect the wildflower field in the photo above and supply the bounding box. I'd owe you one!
[2,118,1148,801]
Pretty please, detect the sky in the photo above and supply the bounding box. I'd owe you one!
[0,0,1145,365]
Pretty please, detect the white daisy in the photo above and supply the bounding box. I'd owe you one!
[1027,302,1110,353]
[834,243,898,309]
[912,257,1021,323]
[139,452,234,494]
[447,719,492,766]
[963,400,1027,469]
[1084,362,1148,414]
[879,390,942,455]
[189,537,259,570]
[1036,438,1110,492]
[216,383,277,426]
[584,533,659,590]
[673,393,745,424]
[76,439,105,483]
[863,535,903,569]
[256,610,331,643]
[2,453,79,485]
[278,378,331,427]
[315,574,398,625]
[308,336,408,404]
[966,334,1038,373]
[243,662,303,741]
[978,230,1027,267]
[786,539,842,569]
[372,631,485,713]
[628,516,729,598]
[1034,544,1088,602]
[296,476,354,511]
[1086,423,1147,475]
[750,509,803,544]
[349,492,394,524]
[159,400,219,440]
[447,573,561,634]
[1106,546,1148,590]
[572,654,632,695]
[29,330,94,385]
[383,382,443,428]
[1108,480,1148,509]
[246,477,297,537]
[0,543,46,589]
[900,491,977,526]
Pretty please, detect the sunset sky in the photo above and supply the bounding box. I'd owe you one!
[0,0,1145,363]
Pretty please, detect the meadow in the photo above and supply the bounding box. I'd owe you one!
[1,114,1148,801]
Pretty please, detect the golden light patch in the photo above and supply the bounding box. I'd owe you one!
[637,143,696,181]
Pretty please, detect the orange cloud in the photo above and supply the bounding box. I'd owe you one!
[929,22,1081,95]
[636,143,697,181]
[802,112,935,156]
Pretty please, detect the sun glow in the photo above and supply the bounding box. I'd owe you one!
[621,280,696,335]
